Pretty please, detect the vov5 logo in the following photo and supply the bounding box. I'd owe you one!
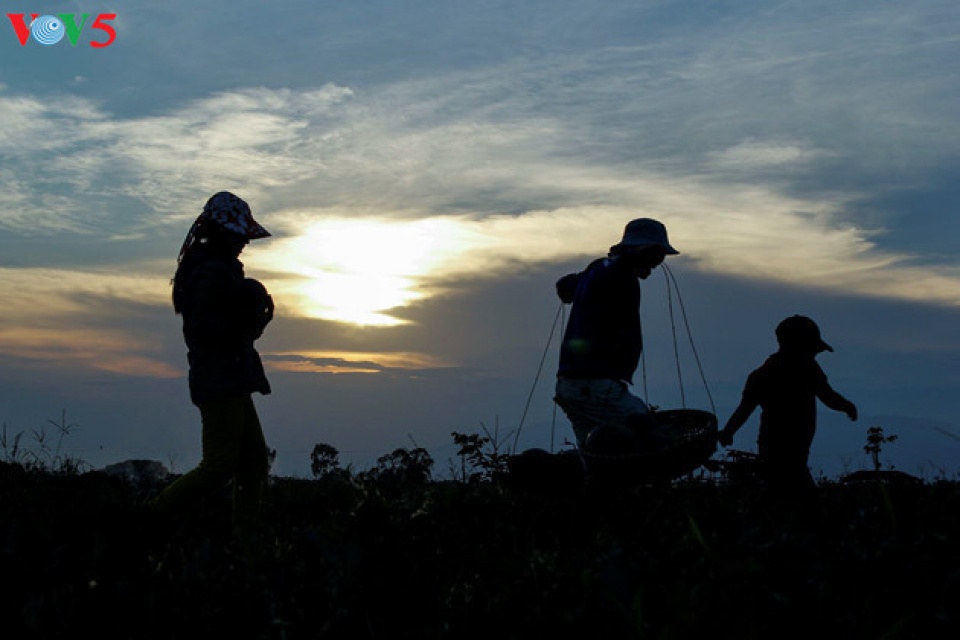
[7,13,117,47]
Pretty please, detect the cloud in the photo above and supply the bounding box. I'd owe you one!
[707,140,827,171]
[0,266,178,377]
[0,0,958,371]
[263,351,451,374]
[0,326,180,378]
[248,189,960,330]
[0,266,169,314]
[0,84,354,233]
[0,0,958,477]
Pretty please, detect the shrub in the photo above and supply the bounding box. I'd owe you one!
[451,428,510,483]
[362,446,434,485]
[310,442,341,479]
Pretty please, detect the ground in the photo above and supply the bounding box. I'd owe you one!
[1,459,958,638]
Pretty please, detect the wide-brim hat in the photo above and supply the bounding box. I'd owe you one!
[610,218,679,255]
[776,315,833,352]
[202,191,271,239]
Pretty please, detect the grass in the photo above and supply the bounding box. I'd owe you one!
[2,442,959,639]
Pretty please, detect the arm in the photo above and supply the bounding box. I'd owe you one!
[718,397,757,447]
[556,273,579,303]
[186,263,272,352]
[243,278,274,340]
[817,380,858,421]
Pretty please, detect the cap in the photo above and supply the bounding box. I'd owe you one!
[775,315,833,353]
[202,191,270,239]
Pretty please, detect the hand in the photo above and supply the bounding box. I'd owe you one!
[717,429,734,447]
[263,294,275,325]
[244,279,274,339]
[846,404,858,421]
[252,295,274,339]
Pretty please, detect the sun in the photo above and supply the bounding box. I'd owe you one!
[257,217,467,326]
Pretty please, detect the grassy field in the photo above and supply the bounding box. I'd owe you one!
[1,448,959,639]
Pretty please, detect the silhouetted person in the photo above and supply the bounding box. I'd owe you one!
[718,315,858,494]
[150,192,274,535]
[554,218,678,452]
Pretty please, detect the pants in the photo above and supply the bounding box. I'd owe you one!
[151,394,268,531]
[554,377,657,449]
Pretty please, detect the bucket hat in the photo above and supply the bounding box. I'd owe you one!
[610,218,679,255]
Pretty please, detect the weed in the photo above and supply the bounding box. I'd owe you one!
[451,419,512,483]
[864,426,899,472]
[0,410,86,474]
[1,422,25,464]
[2,436,960,638]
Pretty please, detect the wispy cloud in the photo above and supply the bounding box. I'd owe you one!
[0,0,957,371]
[707,140,827,172]
[1,0,958,476]
[0,266,177,376]
[0,85,354,233]
[0,326,180,378]
[264,351,451,374]
[249,189,960,329]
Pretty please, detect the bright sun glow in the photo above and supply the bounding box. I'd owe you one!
[258,217,472,326]
[249,204,960,331]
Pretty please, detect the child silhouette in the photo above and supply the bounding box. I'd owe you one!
[718,315,857,493]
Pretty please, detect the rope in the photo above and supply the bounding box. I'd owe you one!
[663,263,717,415]
[549,303,566,453]
[664,268,687,408]
[514,302,565,454]
[515,263,716,457]
[640,351,649,405]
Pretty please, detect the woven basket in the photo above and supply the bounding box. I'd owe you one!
[580,409,718,485]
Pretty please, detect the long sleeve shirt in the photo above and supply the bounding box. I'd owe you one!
[556,256,642,384]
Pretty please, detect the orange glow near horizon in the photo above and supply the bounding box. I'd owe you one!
[265,350,449,374]
[0,327,181,378]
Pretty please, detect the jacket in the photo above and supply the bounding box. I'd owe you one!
[177,249,272,406]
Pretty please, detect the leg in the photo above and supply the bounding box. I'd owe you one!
[555,378,650,450]
[232,396,269,533]
[554,378,605,447]
[151,395,248,515]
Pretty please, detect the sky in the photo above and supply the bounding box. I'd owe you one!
[1,0,959,479]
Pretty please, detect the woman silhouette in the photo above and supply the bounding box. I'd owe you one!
[150,192,274,534]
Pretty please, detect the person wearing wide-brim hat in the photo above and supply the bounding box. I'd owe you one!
[554,218,679,452]
[718,315,858,495]
[150,191,274,535]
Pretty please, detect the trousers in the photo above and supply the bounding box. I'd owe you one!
[151,394,268,532]
[554,377,652,448]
